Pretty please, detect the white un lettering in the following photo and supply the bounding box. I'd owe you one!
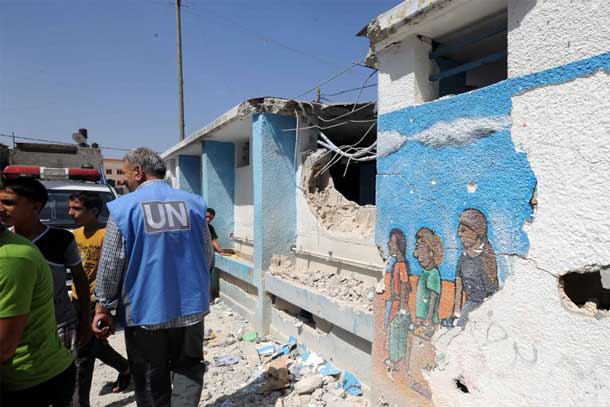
[141,201,191,233]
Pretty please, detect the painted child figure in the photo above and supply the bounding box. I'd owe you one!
[413,227,444,338]
[381,228,412,373]
[453,208,498,328]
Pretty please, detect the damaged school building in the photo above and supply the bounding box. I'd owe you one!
[162,0,610,405]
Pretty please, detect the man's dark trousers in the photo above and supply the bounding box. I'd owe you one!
[73,334,130,406]
[124,321,204,407]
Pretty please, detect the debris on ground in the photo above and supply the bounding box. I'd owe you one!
[214,355,241,367]
[90,300,369,406]
[203,301,370,407]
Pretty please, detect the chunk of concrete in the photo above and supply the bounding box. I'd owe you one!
[294,374,324,395]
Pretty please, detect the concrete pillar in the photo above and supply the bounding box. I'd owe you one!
[177,155,201,195]
[252,113,297,334]
[377,35,437,114]
[201,141,235,248]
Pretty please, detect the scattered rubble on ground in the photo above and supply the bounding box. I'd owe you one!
[269,256,375,312]
[202,299,370,407]
[301,149,375,236]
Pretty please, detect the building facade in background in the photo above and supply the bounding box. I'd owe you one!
[8,142,102,169]
[102,158,127,194]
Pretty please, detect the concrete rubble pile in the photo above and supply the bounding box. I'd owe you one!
[203,298,370,407]
[269,256,375,312]
[301,149,375,236]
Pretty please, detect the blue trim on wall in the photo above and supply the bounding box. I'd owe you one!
[252,113,297,273]
[201,141,235,248]
[177,155,201,196]
[214,253,254,286]
[376,51,610,283]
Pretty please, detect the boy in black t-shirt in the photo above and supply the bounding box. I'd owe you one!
[0,178,92,355]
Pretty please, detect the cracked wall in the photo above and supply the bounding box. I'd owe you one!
[372,22,610,407]
[295,136,383,274]
[425,71,609,406]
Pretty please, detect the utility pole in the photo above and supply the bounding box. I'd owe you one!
[175,0,185,141]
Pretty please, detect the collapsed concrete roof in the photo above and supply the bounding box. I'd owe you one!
[162,97,376,159]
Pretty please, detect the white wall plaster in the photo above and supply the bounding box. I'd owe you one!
[508,0,610,77]
[512,71,610,275]
[427,71,610,407]
[428,256,610,407]
[377,36,437,115]
[234,163,254,240]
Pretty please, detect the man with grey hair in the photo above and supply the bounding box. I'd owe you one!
[93,147,214,406]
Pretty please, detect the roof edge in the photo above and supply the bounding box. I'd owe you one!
[161,97,376,159]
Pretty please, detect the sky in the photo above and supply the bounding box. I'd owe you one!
[0,0,399,158]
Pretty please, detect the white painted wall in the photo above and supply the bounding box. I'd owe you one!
[508,0,610,77]
[427,71,610,407]
[166,158,178,188]
[377,36,437,114]
[234,163,254,241]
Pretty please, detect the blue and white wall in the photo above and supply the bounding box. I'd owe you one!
[372,1,610,406]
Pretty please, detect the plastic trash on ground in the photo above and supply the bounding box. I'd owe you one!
[302,351,325,367]
[340,371,363,396]
[319,361,341,376]
[256,344,276,356]
[242,331,258,342]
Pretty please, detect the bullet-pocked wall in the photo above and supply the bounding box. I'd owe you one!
[370,1,610,406]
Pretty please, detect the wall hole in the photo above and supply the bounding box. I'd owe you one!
[455,378,470,393]
[329,160,376,205]
[560,270,610,311]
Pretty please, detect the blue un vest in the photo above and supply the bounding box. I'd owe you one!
[107,181,210,326]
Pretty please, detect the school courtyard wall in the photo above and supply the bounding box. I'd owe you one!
[369,1,610,406]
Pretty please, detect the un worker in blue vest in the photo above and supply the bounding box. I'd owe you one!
[93,147,214,407]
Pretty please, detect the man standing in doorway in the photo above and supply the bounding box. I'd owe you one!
[205,207,224,255]
[92,148,214,407]
[205,207,223,301]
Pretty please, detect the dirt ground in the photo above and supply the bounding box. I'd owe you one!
[90,301,370,407]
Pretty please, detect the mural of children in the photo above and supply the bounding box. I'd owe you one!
[413,227,444,337]
[383,228,412,373]
[453,208,498,328]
